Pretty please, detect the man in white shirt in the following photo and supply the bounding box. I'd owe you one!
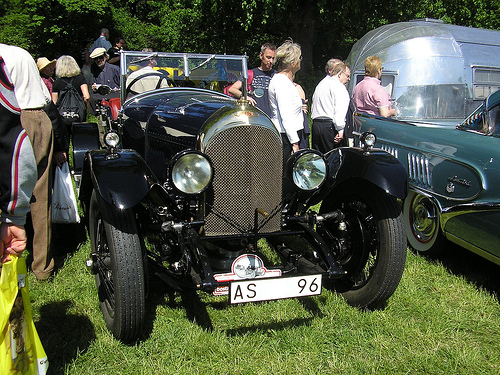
[0,43,55,280]
[311,59,351,153]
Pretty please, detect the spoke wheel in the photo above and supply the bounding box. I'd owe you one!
[404,191,444,255]
[89,190,145,341]
[321,185,407,309]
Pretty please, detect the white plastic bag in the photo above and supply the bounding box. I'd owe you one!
[52,162,80,223]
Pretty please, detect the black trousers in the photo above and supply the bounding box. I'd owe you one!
[281,130,304,167]
[281,130,303,198]
[311,118,340,154]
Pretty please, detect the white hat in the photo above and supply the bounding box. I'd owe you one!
[90,47,107,59]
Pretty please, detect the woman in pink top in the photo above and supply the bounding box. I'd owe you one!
[352,55,397,117]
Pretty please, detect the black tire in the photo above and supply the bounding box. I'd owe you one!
[404,190,445,255]
[321,185,407,309]
[89,190,145,341]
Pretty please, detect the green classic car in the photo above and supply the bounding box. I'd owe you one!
[353,89,500,265]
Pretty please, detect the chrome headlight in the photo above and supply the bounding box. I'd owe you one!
[104,130,120,148]
[360,131,376,150]
[288,150,327,191]
[171,151,213,194]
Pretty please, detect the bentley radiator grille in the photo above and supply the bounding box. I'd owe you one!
[203,125,283,236]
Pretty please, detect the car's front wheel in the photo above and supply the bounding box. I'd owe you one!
[89,190,146,342]
[321,185,407,309]
[404,190,445,255]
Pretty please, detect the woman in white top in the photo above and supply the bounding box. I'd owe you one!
[268,40,304,164]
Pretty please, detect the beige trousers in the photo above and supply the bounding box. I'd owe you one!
[21,109,54,280]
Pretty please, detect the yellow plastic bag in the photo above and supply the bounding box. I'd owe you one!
[0,256,48,374]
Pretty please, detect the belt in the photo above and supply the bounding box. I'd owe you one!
[313,118,333,123]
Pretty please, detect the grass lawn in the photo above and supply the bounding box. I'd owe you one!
[28,223,500,375]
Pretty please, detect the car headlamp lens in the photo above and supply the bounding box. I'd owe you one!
[292,152,327,191]
[104,131,120,148]
[171,152,213,194]
[360,132,376,149]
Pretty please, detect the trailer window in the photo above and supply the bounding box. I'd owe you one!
[473,67,500,100]
[353,72,396,99]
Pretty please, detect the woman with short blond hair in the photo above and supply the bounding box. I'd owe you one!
[352,55,396,117]
[268,40,305,162]
[364,55,383,77]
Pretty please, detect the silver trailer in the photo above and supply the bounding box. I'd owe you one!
[346,19,500,124]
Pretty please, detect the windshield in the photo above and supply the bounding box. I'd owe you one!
[458,103,486,132]
[488,104,500,135]
[119,51,248,102]
[458,97,500,136]
[395,84,470,120]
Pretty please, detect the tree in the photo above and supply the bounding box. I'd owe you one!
[1,0,499,82]
[0,0,113,61]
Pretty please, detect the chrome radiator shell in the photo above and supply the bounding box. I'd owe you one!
[201,110,283,236]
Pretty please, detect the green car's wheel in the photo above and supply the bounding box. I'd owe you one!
[404,190,445,255]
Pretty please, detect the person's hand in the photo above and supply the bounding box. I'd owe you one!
[0,223,27,263]
[302,99,308,114]
[246,96,257,106]
[292,143,300,154]
[54,151,67,167]
[334,130,344,144]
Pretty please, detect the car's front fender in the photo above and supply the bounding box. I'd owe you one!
[309,147,408,206]
[79,149,156,209]
[72,122,99,176]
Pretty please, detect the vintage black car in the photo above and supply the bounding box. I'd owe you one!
[72,51,408,341]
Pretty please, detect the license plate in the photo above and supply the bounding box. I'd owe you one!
[229,274,322,304]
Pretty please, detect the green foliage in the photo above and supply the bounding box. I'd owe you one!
[414,0,499,27]
[0,0,499,81]
[0,12,34,51]
[109,1,203,52]
[0,0,114,61]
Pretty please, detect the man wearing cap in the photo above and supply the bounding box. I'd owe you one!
[88,47,120,116]
[0,43,56,280]
[90,47,120,91]
[37,57,56,94]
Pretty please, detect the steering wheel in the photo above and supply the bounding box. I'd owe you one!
[126,71,177,97]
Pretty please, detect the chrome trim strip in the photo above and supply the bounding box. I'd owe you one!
[445,232,500,266]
